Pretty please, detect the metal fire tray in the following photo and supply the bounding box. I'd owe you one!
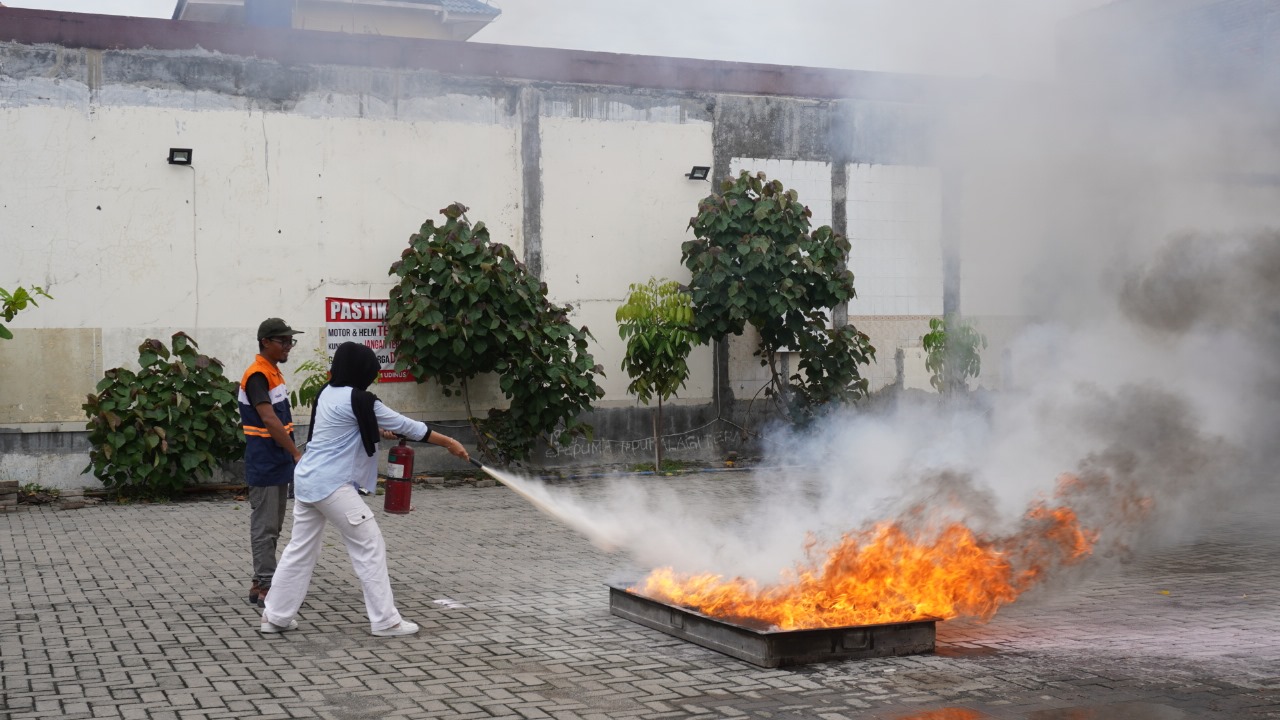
[608,582,936,668]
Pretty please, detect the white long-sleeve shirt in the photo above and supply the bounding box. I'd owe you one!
[292,386,429,503]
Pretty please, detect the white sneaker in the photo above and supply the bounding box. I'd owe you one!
[371,620,419,637]
[259,617,298,634]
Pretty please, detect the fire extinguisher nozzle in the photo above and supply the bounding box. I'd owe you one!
[469,458,483,469]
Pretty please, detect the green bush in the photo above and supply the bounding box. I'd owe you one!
[921,315,987,393]
[82,333,242,498]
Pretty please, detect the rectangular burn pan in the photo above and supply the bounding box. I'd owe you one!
[608,583,936,668]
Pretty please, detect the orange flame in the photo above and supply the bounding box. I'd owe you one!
[635,500,1099,630]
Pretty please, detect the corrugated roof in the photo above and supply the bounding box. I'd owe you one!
[173,0,501,21]
[406,0,501,17]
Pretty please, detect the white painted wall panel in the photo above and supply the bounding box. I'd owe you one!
[0,103,521,410]
[846,163,944,317]
[539,116,715,403]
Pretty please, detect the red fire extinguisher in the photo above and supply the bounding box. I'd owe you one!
[384,438,415,514]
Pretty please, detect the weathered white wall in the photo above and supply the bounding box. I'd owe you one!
[539,115,715,405]
[0,97,523,429]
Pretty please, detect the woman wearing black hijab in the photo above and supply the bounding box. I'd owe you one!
[260,342,469,637]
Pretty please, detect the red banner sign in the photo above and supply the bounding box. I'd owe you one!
[324,297,412,383]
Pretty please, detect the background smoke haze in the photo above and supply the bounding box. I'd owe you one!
[491,1,1280,604]
[480,0,1111,79]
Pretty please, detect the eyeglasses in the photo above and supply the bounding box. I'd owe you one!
[269,337,298,347]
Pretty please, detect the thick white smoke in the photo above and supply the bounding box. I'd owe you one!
[480,0,1110,79]
[485,1,1280,601]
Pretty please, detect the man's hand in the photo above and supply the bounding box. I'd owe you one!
[255,401,301,461]
[380,429,397,440]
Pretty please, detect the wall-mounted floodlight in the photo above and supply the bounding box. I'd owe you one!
[167,148,193,166]
[686,165,710,180]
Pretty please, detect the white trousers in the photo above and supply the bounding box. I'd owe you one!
[263,484,403,632]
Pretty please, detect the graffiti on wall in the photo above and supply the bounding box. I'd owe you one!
[545,428,741,460]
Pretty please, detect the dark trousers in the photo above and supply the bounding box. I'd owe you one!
[248,484,290,584]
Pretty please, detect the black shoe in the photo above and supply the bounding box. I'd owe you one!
[248,579,269,607]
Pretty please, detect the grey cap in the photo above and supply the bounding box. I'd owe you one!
[257,318,304,340]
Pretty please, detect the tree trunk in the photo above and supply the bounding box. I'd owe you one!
[461,377,488,459]
[765,349,791,419]
[654,398,664,472]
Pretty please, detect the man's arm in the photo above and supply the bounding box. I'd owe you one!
[245,371,301,462]
[255,402,302,462]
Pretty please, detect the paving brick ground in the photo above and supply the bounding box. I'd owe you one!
[2,472,1278,720]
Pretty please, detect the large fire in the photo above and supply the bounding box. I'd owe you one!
[635,477,1107,630]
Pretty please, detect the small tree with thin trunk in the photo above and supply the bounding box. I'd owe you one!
[617,278,697,470]
[1,285,51,340]
[922,315,987,393]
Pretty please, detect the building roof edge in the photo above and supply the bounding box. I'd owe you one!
[0,6,969,104]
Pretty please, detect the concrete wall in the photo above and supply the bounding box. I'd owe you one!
[0,8,956,485]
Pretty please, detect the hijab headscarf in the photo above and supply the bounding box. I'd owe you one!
[308,342,382,456]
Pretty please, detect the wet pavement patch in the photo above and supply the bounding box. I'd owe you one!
[934,644,1001,658]
[1027,701,1190,719]
[884,709,994,720]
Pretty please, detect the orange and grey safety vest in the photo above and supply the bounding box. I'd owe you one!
[238,354,295,487]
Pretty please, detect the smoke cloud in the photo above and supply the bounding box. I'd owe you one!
[480,0,1110,79]
[482,0,1280,618]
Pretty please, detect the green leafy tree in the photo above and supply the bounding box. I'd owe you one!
[617,278,698,470]
[288,352,331,411]
[1,285,52,340]
[386,203,606,464]
[82,333,242,498]
[921,315,988,393]
[682,170,875,424]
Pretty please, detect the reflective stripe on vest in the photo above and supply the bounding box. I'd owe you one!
[239,358,292,437]
[239,354,295,486]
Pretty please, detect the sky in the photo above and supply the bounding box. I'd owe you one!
[5,0,1110,77]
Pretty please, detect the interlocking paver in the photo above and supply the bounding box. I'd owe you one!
[3,474,1279,719]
